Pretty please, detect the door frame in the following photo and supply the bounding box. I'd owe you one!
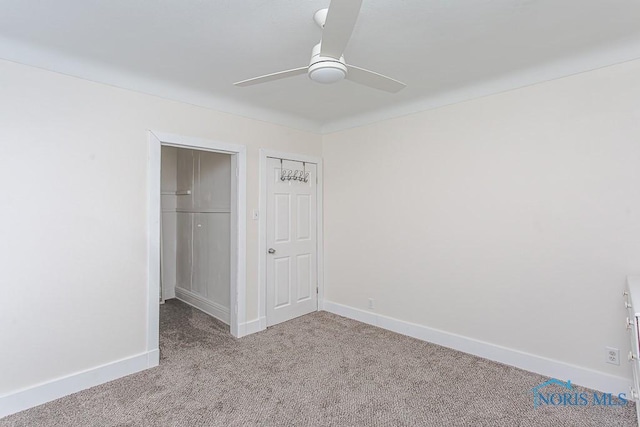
[148,131,247,351]
[258,149,324,331]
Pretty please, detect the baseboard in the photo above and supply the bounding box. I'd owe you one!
[322,301,631,394]
[239,317,266,337]
[0,350,159,419]
[175,287,230,325]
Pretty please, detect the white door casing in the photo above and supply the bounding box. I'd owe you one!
[148,130,246,342]
[266,158,318,326]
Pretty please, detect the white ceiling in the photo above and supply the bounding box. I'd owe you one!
[1,0,640,133]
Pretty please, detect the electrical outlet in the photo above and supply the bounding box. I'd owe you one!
[606,347,620,365]
[368,298,375,310]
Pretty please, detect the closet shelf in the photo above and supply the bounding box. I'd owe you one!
[161,190,192,195]
[176,208,231,214]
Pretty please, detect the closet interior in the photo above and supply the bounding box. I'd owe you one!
[160,146,232,325]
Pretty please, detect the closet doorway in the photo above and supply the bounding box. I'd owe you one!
[148,131,246,351]
[161,147,232,325]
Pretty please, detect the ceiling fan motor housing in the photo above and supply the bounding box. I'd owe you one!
[308,42,347,84]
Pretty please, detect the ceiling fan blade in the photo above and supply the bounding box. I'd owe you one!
[346,65,406,93]
[320,0,363,59]
[234,67,307,87]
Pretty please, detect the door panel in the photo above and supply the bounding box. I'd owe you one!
[176,149,194,211]
[274,257,291,308]
[274,194,291,242]
[192,212,230,303]
[266,158,317,326]
[196,151,231,211]
[176,212,193,291]
[297,254,311,301]
[296,195,311,240]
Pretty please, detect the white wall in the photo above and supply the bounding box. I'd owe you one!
[323,59,640,383]
[0,59,321,396]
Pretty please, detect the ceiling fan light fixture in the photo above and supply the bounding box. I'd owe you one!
[233,1,405,93]
[308,61,347,84]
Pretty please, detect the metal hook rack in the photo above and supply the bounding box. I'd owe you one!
[280,159,310,183]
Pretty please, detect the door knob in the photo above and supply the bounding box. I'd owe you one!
[268,248,276,254]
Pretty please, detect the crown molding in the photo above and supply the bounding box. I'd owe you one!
[321,37,640,133]
[2,35,640,135]
[0,36,322,134]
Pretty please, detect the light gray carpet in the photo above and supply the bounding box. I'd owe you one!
[1,299,636,426]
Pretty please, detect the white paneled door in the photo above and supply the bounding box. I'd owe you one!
[266,158,318,326]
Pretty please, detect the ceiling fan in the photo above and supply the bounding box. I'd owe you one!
[233,0,406,93]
